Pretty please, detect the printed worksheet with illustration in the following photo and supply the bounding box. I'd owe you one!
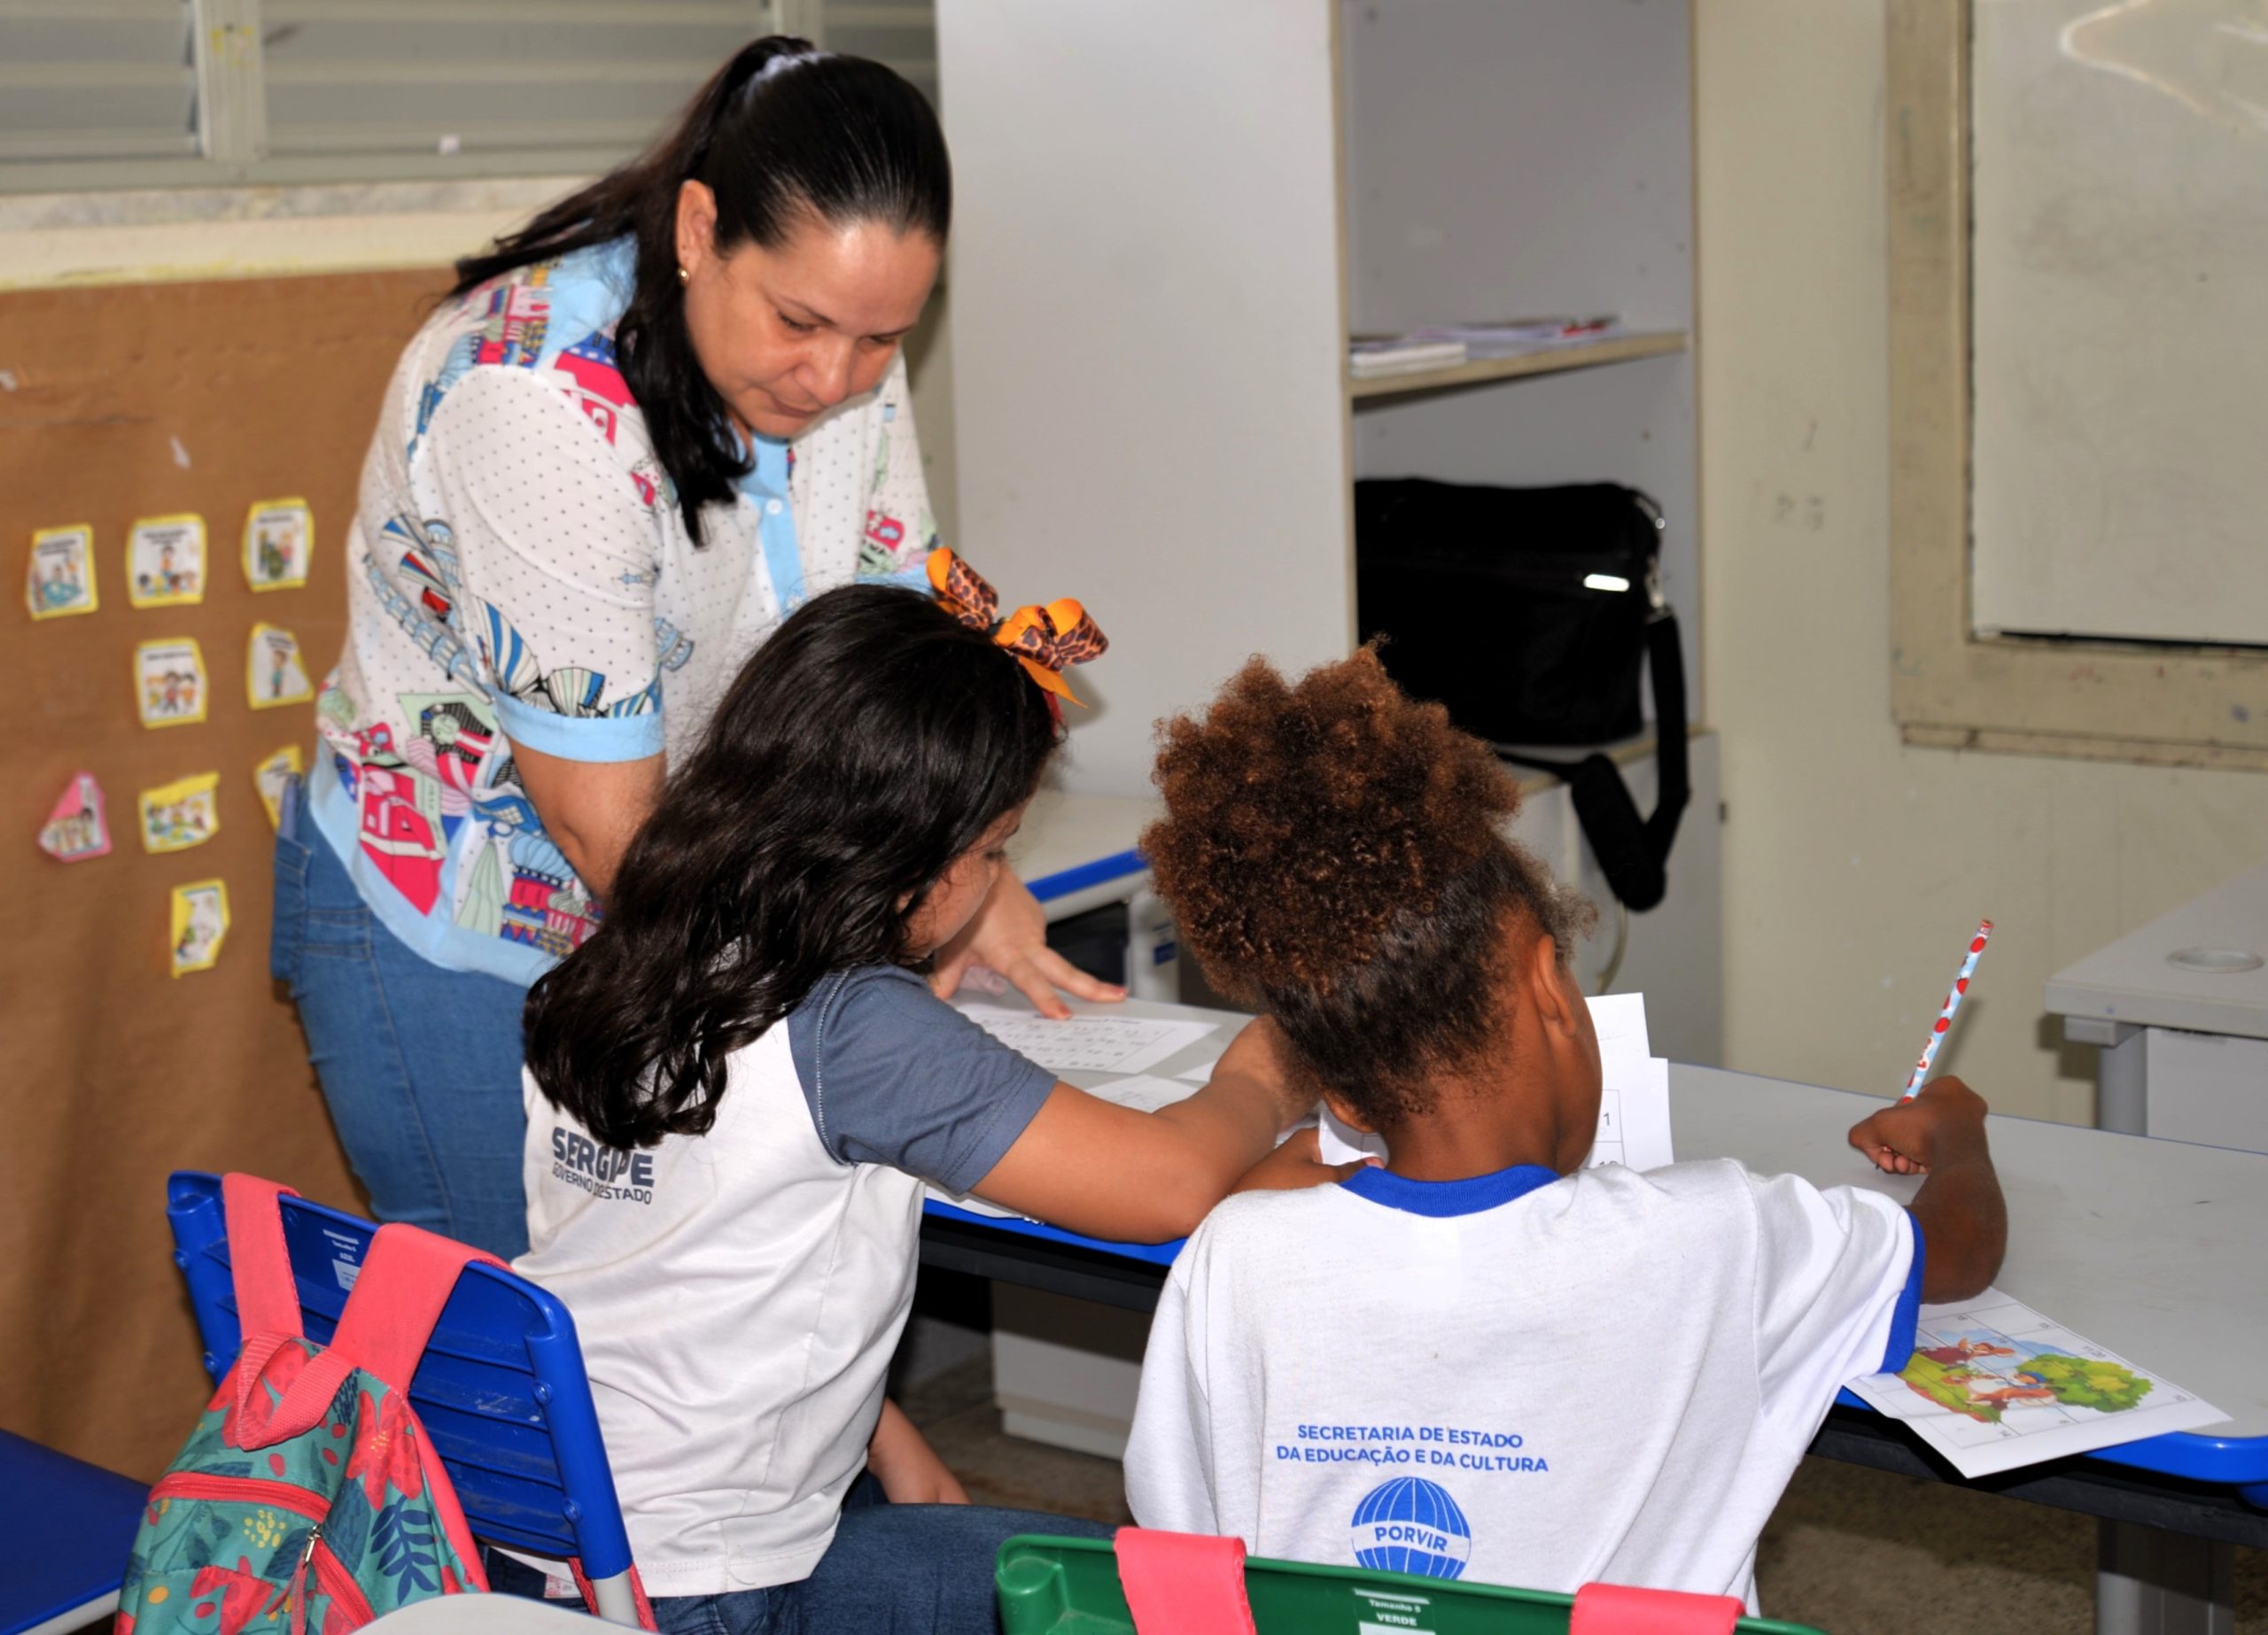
[1845,1290,2225,1477]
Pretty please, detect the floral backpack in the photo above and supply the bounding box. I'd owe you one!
[120,1175,501,1635]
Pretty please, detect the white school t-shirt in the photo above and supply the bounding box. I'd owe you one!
[1123,1158,1922,1608]
[515,965,1055,1595]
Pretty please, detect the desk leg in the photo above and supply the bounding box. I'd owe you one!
[2067,1018,2148,1135]
[2096,1519,2233,1635]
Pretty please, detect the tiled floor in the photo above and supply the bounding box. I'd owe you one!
[902,1357,2268,1634]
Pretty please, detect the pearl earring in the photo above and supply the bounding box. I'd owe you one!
[677,265,691,286]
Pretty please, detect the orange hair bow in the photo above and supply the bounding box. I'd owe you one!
[928,547,1108,704]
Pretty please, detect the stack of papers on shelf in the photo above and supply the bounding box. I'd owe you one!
[1315,991,1672,1172]
[1348,336,1466,378]
[1403,315,1621,358]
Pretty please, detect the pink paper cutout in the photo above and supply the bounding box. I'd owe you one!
[39,771,110,862]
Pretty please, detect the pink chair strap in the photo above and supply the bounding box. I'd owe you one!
[221,1173,306,1344]
[327,1220,509,1391]
[1113,1529,1257,1635]
[1571,1582,1745,1635]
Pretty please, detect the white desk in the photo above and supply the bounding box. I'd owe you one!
[2046,864,2268,1148]
[1683,1065,2268,1634]
[1677,1066,2268,1453]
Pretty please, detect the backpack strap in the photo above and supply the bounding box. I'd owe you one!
[238,1214,507,1448]
[1570,1582,1744,1635]
[1113,1528,1257,1635]
[570,1556,660,1631]
[221,1172,306,1343]
[327,1221,509,1390]
[220,1173,353,1445]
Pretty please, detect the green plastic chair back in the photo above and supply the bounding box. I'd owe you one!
[995,1535,1830,1635]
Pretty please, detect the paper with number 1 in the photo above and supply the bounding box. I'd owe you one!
[1317,992,1673,1172]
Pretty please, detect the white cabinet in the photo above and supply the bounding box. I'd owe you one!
[937,0,1700,791]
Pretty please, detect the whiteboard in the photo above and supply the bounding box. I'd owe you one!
[1969,0,2268,647]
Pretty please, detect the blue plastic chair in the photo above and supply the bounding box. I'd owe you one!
[165,1172,640,1623]
[0,1430,147,1635]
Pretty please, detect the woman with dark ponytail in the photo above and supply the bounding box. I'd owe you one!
[485,577,1333,1625]
[276,39,1115,1261]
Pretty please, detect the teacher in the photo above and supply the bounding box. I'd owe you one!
[275,37,1116,1259]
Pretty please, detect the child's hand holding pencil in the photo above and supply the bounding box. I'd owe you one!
[1848,1074,2007,1301]
[1849,1075,1989,1175]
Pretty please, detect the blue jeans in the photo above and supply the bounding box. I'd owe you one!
[483,1473,1113,1634]
[271,779,532,1259]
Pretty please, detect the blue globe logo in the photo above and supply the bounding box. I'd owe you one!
[1348,1476,1472,1579]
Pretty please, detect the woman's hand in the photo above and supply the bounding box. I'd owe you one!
[930,871,1124,1018]
[867,1398,970,1506]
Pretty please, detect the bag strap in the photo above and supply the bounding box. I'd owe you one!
[227,1329,357,1449]
[327,1221,509,1391]
[1113,1528,1258,1635]
[221,1192,507,1445]
[1569,1581,1744,1635]
[1501,611,1691,913]
[221,1172,306,1344]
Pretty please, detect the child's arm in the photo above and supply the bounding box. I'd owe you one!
[866,1397,969,1506]
[1846,1075,2007,1303]
[969,1017,1319,1242]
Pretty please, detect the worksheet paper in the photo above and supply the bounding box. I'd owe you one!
[1316,992,1674,1173]
[957,1005,1218,1077]
[1844,1290,2225,1478]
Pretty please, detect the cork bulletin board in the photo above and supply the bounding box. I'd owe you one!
[2,267,445,1477]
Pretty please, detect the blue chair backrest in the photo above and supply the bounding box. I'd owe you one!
[165,1171,632,1580]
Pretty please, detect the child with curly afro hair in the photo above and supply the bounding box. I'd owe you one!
[1141,646,1596,1166]
[1123,649,2005,1608]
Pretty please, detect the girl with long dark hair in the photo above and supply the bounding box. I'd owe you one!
[495,576,1332,1628]
[277,39,1113,1262]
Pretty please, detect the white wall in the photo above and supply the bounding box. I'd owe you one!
[1696,0,2268,1124]
[937,0,1353,798]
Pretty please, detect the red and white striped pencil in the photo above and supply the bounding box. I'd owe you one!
[1901,919,1993,1099]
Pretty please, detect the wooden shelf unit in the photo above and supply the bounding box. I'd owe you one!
[1348,329,1689,402]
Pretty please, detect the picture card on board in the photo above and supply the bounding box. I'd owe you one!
[38,772,110,862]
[169,879,229,977]
[253,744,305,829]
[135,638,208,728]
[26,524,97,619]
[244,498,312,592]
[247,622,314,709]
[140,771,220,854]
[127,514,206,608]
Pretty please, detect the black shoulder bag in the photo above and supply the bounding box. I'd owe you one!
[1354,478,1690,912]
